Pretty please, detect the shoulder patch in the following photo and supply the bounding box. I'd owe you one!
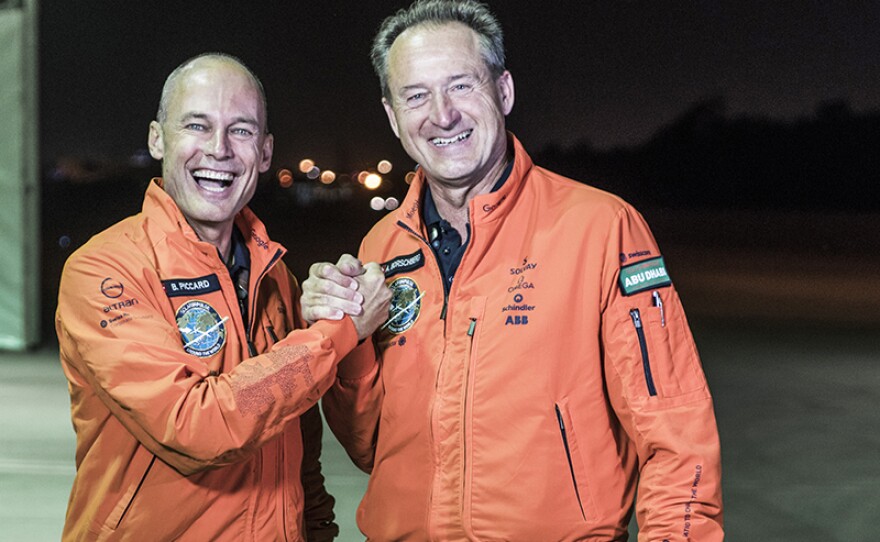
[163,274,222,297]
[619,256,672,296]
[382,249,425,278]
[175,300,227,357]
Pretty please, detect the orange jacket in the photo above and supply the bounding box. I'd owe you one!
[56,180,354,541]
[323,136,723,541]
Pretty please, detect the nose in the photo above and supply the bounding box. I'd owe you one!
[204,129,233,159]
[428,93,461,129]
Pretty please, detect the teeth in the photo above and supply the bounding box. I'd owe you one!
[431,130,472,146]
[192,169,234,192]
[192,169,235,181]
[200,183,226,193]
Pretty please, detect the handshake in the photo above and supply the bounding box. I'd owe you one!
[301,254,392,341]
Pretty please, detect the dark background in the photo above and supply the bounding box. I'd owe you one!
[40,1,880,340]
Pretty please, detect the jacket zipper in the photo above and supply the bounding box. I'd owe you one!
[278,436,289,542]
[462,318,477,509]
[397,220,452,321]
[555,405,586,521]
[629,308,657,396]
[245,248,284,357]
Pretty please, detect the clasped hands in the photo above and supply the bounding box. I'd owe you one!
[301,254,391,341]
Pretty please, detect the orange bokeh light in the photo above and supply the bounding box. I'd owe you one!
[298,159,315,173]
[277,168,294,188]
[320,170,336,184]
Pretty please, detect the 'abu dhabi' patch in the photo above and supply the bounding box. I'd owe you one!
[175,300,227,357]
[619,256,672,296]
[385,277,422,334]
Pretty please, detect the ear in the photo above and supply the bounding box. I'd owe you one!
[258,133,274,173]
[148,121,165,160]
[382,97,401,139]
[496,70,515,116]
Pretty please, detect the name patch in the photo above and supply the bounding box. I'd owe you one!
[163,274,222,297]
[619,256,672,296]
[382,250,425,278]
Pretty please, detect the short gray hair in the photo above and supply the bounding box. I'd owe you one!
[371,0,506,100]
[156,52,269,132]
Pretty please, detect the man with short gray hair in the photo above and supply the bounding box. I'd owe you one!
[304,1,724,540]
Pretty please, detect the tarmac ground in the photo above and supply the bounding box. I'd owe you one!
[8,193,879,541]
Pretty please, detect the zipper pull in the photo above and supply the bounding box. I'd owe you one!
[467,318,477,337]
[629,308,642,328]
[652,291,665,327]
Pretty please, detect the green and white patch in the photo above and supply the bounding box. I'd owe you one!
[618,256,672,296]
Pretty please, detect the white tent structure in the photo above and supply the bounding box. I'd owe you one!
[0,0,39,350]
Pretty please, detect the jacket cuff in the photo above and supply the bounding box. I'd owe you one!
[308,316,359,359]
[336,337,377,380]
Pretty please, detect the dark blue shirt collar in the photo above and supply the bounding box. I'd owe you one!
[422,159,513,288]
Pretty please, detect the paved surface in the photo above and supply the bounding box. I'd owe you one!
[13,207,880,540]
[2,318,878,541]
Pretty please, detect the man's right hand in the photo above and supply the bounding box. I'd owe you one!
[301,254,391,341]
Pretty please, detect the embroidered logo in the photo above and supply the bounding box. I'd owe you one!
[385,277,422,334]
[618,256,672,296]
[175,300,227,357]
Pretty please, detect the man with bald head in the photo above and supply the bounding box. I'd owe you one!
[55,53,390,541]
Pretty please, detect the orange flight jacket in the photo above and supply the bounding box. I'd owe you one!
[323,135,724,541]
[56,180,353,541]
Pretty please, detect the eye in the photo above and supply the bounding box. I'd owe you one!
[230,127,255,137]
[405,92,427,105]
[185,123,208,132]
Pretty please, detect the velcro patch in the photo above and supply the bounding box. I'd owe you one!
[163,274,222,297]
[619,256,672,296]
[382,249,425,278]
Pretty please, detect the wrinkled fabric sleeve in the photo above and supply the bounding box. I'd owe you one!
[321,338,382,473]
[56,250,359,476]
[600,205,724,541]
[299,403,339,541]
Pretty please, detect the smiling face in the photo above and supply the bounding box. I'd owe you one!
[148,58,273,239]
[382,22,514,191]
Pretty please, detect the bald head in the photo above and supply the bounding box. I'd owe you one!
[156,53,269,132]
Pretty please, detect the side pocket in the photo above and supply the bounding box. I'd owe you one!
[104,451,157,530]
[554,400,598,522]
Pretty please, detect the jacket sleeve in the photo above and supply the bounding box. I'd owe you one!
[299,403,339,541]
[320,240,384,473]
[320,337,382,473]
[56,249,359,476]
[600,205,724,541]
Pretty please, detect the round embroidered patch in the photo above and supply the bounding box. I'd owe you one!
[386,277,421,334]
[175,300,227,357]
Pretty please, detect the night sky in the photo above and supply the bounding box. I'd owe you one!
[39,1,880,173]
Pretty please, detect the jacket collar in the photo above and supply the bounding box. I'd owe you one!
[394,133,534,236]
[143,178,285,271]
